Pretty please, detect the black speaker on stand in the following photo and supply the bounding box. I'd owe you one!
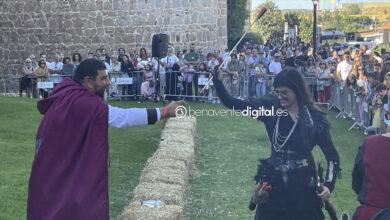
[151,33,169,102]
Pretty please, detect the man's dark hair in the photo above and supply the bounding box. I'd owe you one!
[73,59,106,83]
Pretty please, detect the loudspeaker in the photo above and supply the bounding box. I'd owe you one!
[152,34,168,58]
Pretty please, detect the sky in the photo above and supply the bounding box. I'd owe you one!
[251,0,390,10]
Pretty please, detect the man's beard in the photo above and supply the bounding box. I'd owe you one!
[93,83,107,100]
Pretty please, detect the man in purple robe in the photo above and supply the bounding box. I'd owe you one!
[27,59,184,220]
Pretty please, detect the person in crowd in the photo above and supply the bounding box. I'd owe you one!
[120,55,136,97]
[213,67,340,220]
[196,62,209,101]
[384,73,390,132]
[20,58,35,98]
[180,64,195,100]
[100,48,111,65]
[29,54,38,69]
[213,48,224,66]
[224,54,240,98]
[269,53,282,75]
[27,59,184,220]
[62,57,76,77]
[137,48,150,70]
[140,71,156,101]
[40,53,47,63]
[161,48,180,100]
[33,59,50,98]
[150,57,166,97]
[317,60,332,103]
[129,49,138,68]
[48,54,63,75]
[237,53,247,99]
[352,130,390,220]
[366,84,388,134]
[72,52,82,67]
[184,45,200,97]
[247,49,260,98]
[337,51,353,88]
[380,58,390,83]
[255,61,268,98]
[117,48,125,63]
[110,56,121,72]
[355,79,368,128]
[86,52,94,59]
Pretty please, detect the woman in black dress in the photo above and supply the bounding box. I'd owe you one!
[213,67,340,220]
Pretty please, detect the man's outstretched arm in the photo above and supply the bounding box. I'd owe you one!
[108,101,185,128]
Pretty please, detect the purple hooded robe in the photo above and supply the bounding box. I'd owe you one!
[27,77,109,220]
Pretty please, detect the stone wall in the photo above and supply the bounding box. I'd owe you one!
[0,0,227,75]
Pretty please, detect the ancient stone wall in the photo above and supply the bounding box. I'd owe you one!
[0,0,227,75]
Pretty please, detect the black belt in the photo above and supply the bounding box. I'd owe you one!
[269,157,309,172]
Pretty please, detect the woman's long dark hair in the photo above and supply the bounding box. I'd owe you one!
[273,67,314,109]
[273,67,325,149]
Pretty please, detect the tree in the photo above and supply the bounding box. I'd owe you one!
[252,0,284,43]
[342,3,361,15]
[227,0,248,49]
[285,12,300,27]
[298,12,313,43]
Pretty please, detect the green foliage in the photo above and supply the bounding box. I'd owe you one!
[298,12,313,43]
[285,12,300,27]
[318,10,373,33]
[227,0,248,49]
[342,3,361,15]
[374,43,390,54]
[237,32,263,49]
[252,0,284,43]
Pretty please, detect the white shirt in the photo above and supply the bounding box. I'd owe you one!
[337,60,353,81]
[110,62,121,72]
[207,59,219,70]
[108,105,161,128]
[48,61,63,71]
[161,55,179,68]
[268,61,282,75]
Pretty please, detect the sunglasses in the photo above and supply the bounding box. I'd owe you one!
[273,89,289,97]
[26,61,31,63]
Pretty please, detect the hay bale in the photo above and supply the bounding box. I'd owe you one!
[120,116,197,219]
[120,201,183,220]
[132,182,185,205]
[152,145,194,168]
[143,158,188,177]
[140,166,188,186]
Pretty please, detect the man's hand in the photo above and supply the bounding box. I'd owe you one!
[160,100,186,118]
[318,185,331,201]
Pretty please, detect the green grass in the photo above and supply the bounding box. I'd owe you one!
[0,97,364,220]
[185,104,364,220]
[0,97,164,220]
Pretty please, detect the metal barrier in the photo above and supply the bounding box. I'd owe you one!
[328,80,373,131]
[0,75,21,96]
[0,72,378,132]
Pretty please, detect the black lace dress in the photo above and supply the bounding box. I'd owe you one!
[213,75,340,220]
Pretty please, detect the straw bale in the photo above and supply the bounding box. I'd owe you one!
[120,201,183,220]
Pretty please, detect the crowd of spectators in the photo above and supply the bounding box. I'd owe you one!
[19,40,390,134]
